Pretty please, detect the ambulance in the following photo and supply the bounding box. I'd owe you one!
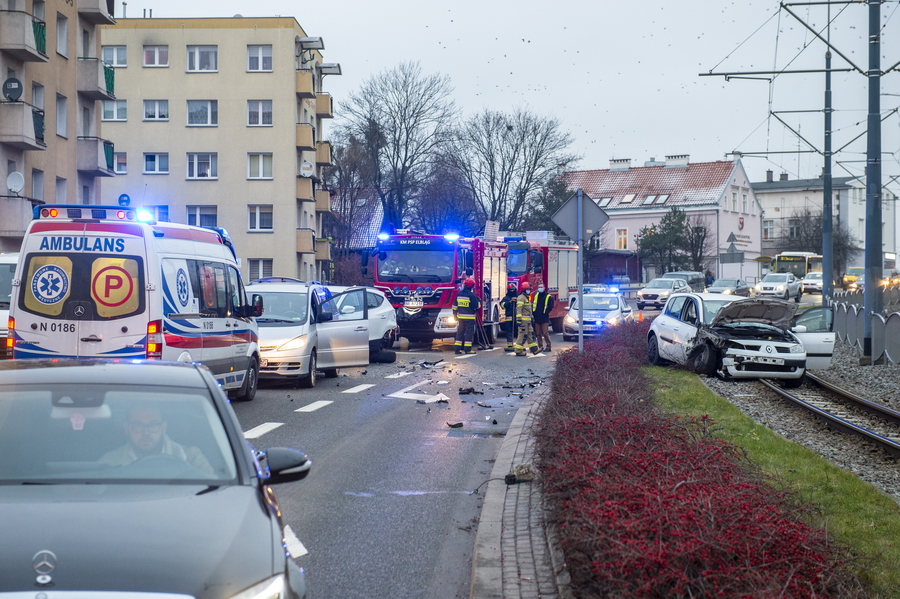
[7,205,262,401]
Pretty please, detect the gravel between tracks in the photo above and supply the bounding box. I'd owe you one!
[699,341,900,504]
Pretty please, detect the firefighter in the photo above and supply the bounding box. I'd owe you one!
[499,282,518,352]
[452,278,481,354]
[532,283,555,352]
[514,282,539,356]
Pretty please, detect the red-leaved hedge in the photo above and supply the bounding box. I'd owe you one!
[534,321,864,598]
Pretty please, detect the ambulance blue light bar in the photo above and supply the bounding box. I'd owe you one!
[34,204,136,221]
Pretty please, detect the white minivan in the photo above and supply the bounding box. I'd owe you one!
[8,205,262,400]
[0,252,17,359]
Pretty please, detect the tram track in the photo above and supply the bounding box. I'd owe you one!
[758,373,900,458]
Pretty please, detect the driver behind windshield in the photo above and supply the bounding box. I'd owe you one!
[100,405,214,475]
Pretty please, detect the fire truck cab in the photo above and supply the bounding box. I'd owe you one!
[505,232,578,332]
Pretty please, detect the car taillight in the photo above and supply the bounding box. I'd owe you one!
[146,320,162,359]
[5,317,13,359]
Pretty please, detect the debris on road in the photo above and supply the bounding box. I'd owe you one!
[447,422,464,428]
[459,387,484,395]
[476,401,493,408]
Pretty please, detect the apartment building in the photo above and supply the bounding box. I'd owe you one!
[0,0,117,252]
[100,16,337,281]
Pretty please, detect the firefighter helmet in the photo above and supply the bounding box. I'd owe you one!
[520,282,531,292]
[464,278,476,288]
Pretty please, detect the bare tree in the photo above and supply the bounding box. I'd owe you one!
[684,213,716,273]
[782,207,861,278]
[446,108,578,230]
[321,133,376,255]
[409,162,481,236]
[338,62,457,231]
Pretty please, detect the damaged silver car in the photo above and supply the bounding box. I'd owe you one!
[647,294,835,388]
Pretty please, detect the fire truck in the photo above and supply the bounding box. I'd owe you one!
[371,231,507,344]
[505,232,578,332]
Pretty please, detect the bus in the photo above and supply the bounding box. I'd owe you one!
[772,251,822,278]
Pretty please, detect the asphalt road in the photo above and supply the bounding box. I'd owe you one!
[230,335,560,599]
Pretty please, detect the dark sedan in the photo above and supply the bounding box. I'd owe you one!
[0,360,311,598]
[705,278,753,297]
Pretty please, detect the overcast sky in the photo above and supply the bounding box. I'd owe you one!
[119,0,900,189]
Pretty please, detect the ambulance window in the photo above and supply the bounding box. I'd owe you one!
[226,266,246,316]
[198,262,227,319]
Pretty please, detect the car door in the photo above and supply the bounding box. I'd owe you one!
[669,298,701,363]
[619,296,633,322]
[791,307,835,369]
[315,289,369,368]
[654,296,688,361]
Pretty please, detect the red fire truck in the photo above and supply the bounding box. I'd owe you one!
[371,231,507,344]
[505,232,578,332]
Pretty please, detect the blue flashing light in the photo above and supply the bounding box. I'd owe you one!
[377,233,390,241]
[608,286,620,293]
[444,233,460,241]
[503,237,523,242]
[135,209,155,222]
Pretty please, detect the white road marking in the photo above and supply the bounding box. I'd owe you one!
[454,353,477,359]
[342,384,375,394]
[295,400,333,412]
[243,422,283,439]
[385,371,415,379]
[283,525,308,558]
[388,379,448,402]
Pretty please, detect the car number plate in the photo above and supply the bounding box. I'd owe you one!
[405,298,424,308]
[583,325,598,332]
[750,356,784,365]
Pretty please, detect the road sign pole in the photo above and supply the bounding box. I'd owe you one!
[577,189,584,355]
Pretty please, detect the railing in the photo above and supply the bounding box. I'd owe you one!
[833,286,900,364]
[102,139,114,170]
[32,108,45,144]
[103,62,114,95]
[32,17,46,54]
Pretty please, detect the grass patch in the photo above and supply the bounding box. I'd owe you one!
[647,366,900,597]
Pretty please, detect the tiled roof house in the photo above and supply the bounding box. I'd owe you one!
[563,155,765,281]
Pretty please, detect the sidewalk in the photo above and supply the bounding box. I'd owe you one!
[469,384,572,599]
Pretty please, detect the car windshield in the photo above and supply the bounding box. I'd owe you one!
[256,291,309,325]
[763,274,788,283]
[712,279,738,287]
[847,267,865,276]
[804,273,822,280]
[571,296,618,311]
[646,280,675,289]
[0,384,238,484]
[704,299,736,323]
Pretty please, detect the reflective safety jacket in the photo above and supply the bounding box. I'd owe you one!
[452,289,481,320]
[516,291,534,322]
[531,291,555,323]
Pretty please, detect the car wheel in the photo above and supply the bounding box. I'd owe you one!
[235,356,259,401]
[691,344,717,376]
[563,334,574,342]
[637,303,645,311]
[550,316,564,333]
[299,351,317,389]
[782,373,805,389]
[647,334,665,366]
[795,289,802,303]
[372,349,397,363]
[322,368,339,378]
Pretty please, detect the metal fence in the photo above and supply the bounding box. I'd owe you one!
[833,286,900,364]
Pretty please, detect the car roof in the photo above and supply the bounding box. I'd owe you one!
[328,285,387,296]
[0,252,18,264]
[247,282,323,293]
[0,359,214,389]
[670,292,738,301]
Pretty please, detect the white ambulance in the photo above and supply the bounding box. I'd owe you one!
[8,205,261,400]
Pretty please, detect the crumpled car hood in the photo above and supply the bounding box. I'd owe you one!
[709,297,797,330]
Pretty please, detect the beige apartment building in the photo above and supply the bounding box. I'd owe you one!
[100,16,337,281]
[0,0,117,252]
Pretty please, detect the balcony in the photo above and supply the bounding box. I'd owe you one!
[315,93,334,118]
[296,123,315,151]
[0,11,48,61]
[76,137,115,177]
[77,57,115,100]
[296,69,315,99]
[296,229,315,254]
[315,238,332,261]
[315,190,332,213]
[296,177,314,202]
[316,141,332,166]
[77,0,116,24]
[0,103,45,150]
[0,195,43,239]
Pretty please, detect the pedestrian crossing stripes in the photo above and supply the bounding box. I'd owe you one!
[295,400,333,412]
[243,422,283,439]
[341,384,375,394]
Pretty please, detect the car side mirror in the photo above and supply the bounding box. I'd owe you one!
[317,310,334,323]
[791,325,808,334]
[251,294,264,318]
[261,448,311,484]
[341,305,356,315]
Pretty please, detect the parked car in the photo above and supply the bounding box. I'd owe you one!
[842,266,865,290]
[0,359,310,597]
[637,278,691,310]
[647,294,834,387]
[246,280,371,388]
[328,285,399,360]
[562,292,634,341]
[661,271,706,292]
[755,273,803,302]
[881,269,900,287]
[706,278,753,297]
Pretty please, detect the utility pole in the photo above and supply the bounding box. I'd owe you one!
[862,0,883,362]
[822,45,834,304]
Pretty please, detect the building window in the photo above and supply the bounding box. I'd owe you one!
[248,100,273,126]
[248,154,273,179]
[32,83,44,109]
[187,100,217,126]
[248,205,274,231]
[33,1,45,20]
[187,205,217,227]
[248,259,273,280]
[143,153,168,174]
[616,228,628,250]
[102,45,127,67]
[187,45,217,72]
[31,169,44,201]
[642,195,656,205]
[763,220,774,240]
[55,94,67,138]
[788,219,801,239]
[731,192,737,212]
[102,100,127,121]
[82,184,90,204]
[143,45,168,67]
[113,153,127,174]
[247,45,272,72]
[621,193,635,204]
[145,205,169,222]
[597,197,612,208]
[655,194,670,204]
[187,153,217,179]
[56,14,67,57]
[143,100,168,120]
[55,177,66,202]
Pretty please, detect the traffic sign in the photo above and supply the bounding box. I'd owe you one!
[118,194,130,206]
[551,189,609,243]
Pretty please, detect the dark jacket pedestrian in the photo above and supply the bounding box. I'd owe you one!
[499,284,518,351]
[531,286,555,351]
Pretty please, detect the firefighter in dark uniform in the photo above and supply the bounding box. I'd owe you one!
[532,284,555,352]
[452,278,481,354]
[499,282,518,352]
[514,282,539,356]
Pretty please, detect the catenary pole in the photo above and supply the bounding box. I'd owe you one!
[863,0,883,361]
[823,45,834,305]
